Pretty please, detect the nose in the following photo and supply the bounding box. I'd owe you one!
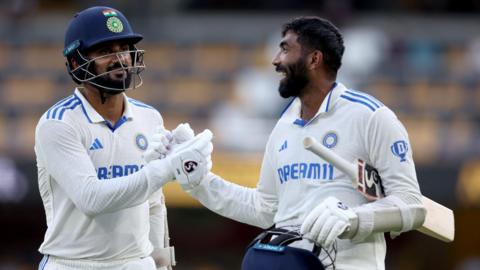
[272,51,281,67]
[117,51,129,63]
[111,49,131,67]
[107,44,129,62]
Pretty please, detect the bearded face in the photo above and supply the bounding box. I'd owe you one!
[79,41,141,94]
[91,61,132,93]
[275,55,309,98]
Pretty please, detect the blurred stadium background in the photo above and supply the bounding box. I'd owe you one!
[1,0,480,269]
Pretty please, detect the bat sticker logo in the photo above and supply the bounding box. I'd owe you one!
[183,160,198,173]
[358,160,384,200]
[391,140,408,162]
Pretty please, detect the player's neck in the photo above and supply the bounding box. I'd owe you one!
[299,79,334,121]
[80,86,125,125]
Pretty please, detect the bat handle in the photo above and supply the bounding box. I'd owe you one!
[303,137,357,179]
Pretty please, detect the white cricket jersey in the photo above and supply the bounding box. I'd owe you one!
[189,82,422,269]
[35,88,165,260]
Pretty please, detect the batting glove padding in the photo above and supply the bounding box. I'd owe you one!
[144,127,173,163]
[172,123,195,144]
[301,196,358,248]
[143,123,195,163]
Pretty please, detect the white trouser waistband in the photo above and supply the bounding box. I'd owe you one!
[39,255,156,270]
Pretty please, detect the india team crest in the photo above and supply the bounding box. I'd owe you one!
[322,131,338,149]
[135,134,148,151]
[106,17,124,33]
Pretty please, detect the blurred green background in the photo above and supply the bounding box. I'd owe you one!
[0,0,479,269]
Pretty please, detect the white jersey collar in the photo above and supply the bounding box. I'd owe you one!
[281,82,346,126]
[74,88,134,124]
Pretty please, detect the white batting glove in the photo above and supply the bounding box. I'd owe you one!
[143,127,173,163]
[144,123,195,164]
[169,129,213,189]
[172,123,212,172]
[171,123,194,144]
[301,196,358,248]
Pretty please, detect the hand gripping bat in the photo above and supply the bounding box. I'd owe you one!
[303,136,454,242]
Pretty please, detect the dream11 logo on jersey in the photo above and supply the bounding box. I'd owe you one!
[391,140,408,162]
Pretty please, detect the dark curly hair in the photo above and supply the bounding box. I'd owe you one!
[282,16,344,78]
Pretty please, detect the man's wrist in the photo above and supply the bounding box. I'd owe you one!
[182,171,215,192]
[144,159,175,190]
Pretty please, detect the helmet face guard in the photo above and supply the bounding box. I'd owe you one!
[67,47,145,92]
[241,228,334,270]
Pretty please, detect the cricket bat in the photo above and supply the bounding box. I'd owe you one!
[303,136,455,242]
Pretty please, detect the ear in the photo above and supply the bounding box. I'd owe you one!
[70,57,78,69]
[308,50,323,70]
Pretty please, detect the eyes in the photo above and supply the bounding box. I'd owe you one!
[279,42,289,54]
[98,48,111,55]
[96,44,130,56]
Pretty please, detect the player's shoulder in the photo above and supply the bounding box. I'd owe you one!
[337,88,394,118]
[127,97,156,110]
[39,94,83,124]
[37,95,80,132]
[127,97,159,113]
[127,97,162,118]
[338,88,384,113]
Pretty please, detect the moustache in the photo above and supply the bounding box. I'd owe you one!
[107,62,126,72]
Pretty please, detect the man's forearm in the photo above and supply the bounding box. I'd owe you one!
[187,173,276,229]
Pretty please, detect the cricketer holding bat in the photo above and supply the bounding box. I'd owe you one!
[34,6,213,270]
[161,17,427,269]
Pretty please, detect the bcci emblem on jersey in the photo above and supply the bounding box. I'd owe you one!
[135,134,148,150]
[391,140,408,162]
[322,132,338,149]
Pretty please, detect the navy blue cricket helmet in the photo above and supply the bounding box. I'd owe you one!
[241,228,328,270]
[63,6,145,92]
[63,6,142,55]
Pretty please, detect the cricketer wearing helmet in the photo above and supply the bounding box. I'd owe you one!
[164,17,426,269]
[35,6,213,270]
